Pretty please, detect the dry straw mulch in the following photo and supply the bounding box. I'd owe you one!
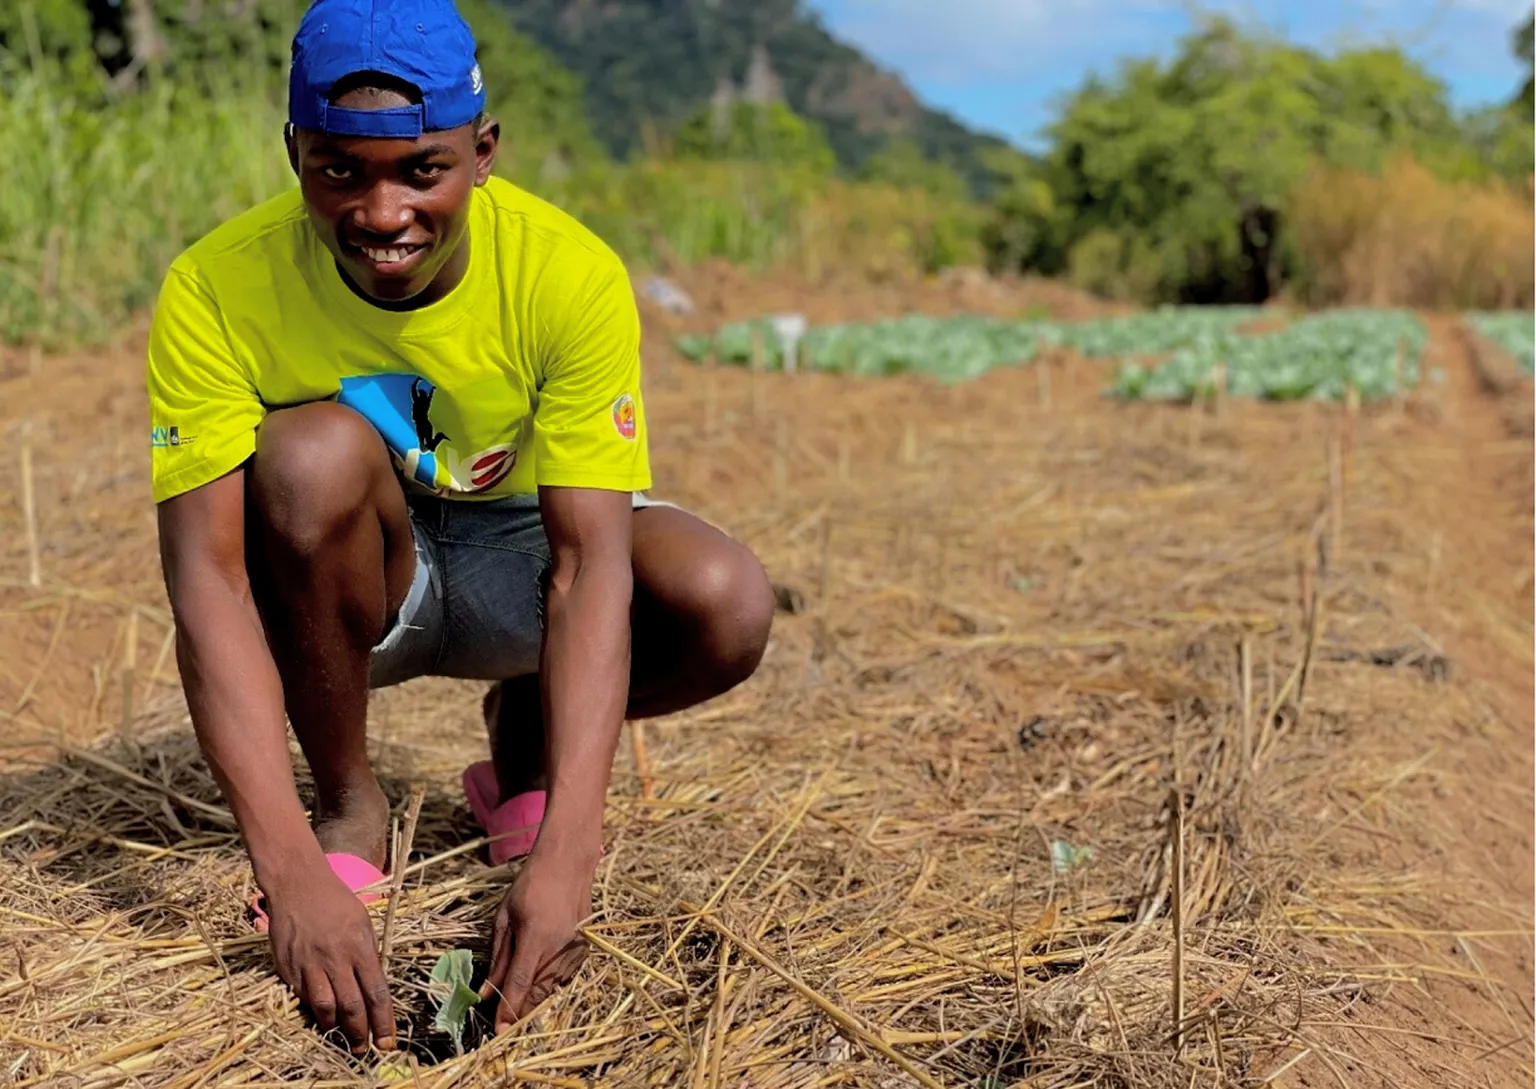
[1,312,1531,1088]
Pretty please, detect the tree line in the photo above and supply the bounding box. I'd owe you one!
[2,3,1530,308]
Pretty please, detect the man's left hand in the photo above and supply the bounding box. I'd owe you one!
[479,849,595,1031]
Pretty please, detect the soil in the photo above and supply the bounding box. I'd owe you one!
[0,276,1529,1087]
[1281,315,1533,1088]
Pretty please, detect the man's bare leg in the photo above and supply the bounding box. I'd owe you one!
[487,506,776,799]
[246,402,416,870]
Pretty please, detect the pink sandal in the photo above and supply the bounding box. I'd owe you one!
[250,853,389,933]
[462,761,546,865]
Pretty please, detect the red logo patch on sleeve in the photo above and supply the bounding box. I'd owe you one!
[612,393,638,440]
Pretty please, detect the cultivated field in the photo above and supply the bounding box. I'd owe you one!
[1,270,1531,1088]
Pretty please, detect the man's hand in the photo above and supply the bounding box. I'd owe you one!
[266,872,397,1054]
[480,849,595,1031]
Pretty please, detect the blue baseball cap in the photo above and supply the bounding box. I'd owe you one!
[289,0,486,138]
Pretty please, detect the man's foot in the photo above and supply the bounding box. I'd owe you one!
[311,779,391,872]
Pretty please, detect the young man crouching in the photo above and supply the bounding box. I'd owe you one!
[148,0,773,1052]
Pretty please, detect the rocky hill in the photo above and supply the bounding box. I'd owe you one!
[499,0,1013,194]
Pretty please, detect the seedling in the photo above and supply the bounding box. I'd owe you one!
[1050,839,1094,874]
[428,949,481,1055]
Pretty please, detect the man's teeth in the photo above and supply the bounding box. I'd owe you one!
[361,246,417,263]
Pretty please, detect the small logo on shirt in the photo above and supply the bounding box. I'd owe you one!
[612,393,637,441]
[465,443,516,490]
[150,425,194,448]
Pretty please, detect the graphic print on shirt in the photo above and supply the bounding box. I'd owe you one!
[335,373,516,494]
[410,378,450,453]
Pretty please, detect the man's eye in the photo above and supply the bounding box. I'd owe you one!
[415,164,447,179]
[321,165,352,181]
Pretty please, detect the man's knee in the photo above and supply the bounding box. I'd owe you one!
[687,546,775,688]
[248,402,389,560]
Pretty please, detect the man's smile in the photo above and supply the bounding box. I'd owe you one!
[346,240,429,275]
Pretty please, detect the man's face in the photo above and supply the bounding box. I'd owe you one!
[288,89,498,307]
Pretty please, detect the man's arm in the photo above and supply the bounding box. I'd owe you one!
[536,485,634,859]
[159,471,395,1052]
[159,470,321,883]
[481,485,633,1028]
[478,248,648,1028]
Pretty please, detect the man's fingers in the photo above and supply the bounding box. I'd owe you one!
[494,941,542,1033]
[272,952,298,993]
[328,969,372,1053]
[494,936,589,1033]
[302,967,338,1032]
[351,925,397,1051]
[545,938,588,990]
[478,909,512,1002]
[356,962,397,1051]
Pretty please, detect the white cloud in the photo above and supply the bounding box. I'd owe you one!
[1440,0,1531,15]
[817,0,1529,88]
[808,0,1525,142]
[820,0,1178,85]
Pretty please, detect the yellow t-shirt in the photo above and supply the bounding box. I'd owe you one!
[146,176,650,504]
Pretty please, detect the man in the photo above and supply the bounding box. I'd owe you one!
[147,0,775,1054]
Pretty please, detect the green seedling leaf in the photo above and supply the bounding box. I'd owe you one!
[1050,839,1094,874]
[428,949,480,1055]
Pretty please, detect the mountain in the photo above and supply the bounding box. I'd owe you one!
[496,0,1015,195]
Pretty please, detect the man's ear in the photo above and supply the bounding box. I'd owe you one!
[474,116,501,186]
[285,123,300,179]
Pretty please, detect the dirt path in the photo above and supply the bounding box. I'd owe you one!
[1413,316,1533,707]
[1297,316,1533,1087]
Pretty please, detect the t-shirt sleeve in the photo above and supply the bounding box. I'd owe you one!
[531,255,652,492]
[145,262,265,503]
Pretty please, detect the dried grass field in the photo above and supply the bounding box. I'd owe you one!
[0,272,1531,1088]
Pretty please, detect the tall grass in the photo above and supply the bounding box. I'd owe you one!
[0,69,290,345]
[1287,157,1534,310]
[0,66,980,347]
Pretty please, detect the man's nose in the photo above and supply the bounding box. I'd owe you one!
[353,182,413,237]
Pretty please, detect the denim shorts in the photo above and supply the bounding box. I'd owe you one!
[368,492,673,689]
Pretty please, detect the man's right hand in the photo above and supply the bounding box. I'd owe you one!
[158,469,400,1053]
[264,873,397,1054]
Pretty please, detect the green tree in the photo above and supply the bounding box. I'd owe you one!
[674,100,836,173]
[0,1,100,94]
[1514,12,1533,120]
[0,1,92,61]
[1466,11,1535,185]
[858,138,968,199]
[984,18,1513,303]
[1,0,598,166]
[456,0,601,174]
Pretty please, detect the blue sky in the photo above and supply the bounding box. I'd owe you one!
[808,0,1534,148]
